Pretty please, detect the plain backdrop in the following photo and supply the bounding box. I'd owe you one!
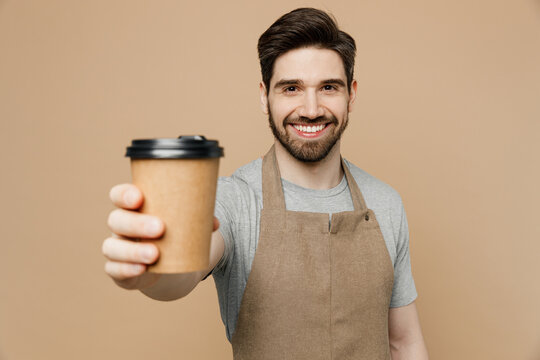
[1,0,539,359]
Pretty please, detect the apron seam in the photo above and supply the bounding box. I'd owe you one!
[329,232,334,360]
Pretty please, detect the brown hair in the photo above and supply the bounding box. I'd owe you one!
[257,8,356,93]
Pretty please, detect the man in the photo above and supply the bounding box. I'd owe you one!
[103,8,429,359]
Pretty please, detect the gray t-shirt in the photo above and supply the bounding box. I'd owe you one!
[211,157,417,341]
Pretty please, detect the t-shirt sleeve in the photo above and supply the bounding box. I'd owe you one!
[389,200,418,307]
[212,177,237,274]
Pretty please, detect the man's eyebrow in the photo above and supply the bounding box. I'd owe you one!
[273,79,304,89]
[321,79,347,87]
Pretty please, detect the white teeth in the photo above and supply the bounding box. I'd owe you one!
[293,124,326,133]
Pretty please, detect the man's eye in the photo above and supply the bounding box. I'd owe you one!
[323,85,336,91]
[284,86,297,92]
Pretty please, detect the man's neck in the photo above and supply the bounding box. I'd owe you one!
[273,140,344,190]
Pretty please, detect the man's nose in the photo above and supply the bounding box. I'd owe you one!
[298,91,324,119]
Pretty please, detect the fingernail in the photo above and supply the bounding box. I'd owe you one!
[132,264,145,275]
[124,189,138,207]
[143,247,157,263]
[144,219,162,236]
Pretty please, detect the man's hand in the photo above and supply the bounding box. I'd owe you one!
[103,183,223,300]
[102,184,165,290]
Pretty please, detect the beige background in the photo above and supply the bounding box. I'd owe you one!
[1,0,539,359]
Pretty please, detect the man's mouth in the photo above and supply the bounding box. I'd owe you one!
[288,122,332,138]
[291,123,327,133]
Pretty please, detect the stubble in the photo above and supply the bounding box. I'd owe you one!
[268,109,349,162]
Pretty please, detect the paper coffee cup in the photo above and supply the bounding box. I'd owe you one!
[125,135,224,273]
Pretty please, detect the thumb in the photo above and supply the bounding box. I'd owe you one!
[213,217,220,232]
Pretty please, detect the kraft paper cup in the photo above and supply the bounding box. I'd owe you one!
[126,135,224,273]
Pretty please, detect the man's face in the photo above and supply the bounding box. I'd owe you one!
[261,47,357,162]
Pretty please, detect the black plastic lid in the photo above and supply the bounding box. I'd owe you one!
[125,135,224,159]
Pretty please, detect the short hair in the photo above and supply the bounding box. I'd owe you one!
[257,8,356,93]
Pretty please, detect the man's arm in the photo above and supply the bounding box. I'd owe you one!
[388,301,429,360]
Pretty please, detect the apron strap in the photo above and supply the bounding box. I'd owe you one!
[341,157,368,213]
[262,145,286,211]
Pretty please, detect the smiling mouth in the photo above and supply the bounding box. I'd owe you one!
[287,122,332,138]
[290,123,328,133]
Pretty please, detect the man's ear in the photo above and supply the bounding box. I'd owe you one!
[348,79,358,112]
[259,82,269,115]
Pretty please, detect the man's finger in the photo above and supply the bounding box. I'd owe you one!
[102,237,159,264]
[107,208,165,238]
[104,261,146,281]
[109,184,143,210]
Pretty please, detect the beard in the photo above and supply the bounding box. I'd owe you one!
[268,109,349,163]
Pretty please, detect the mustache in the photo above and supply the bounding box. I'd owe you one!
[283,115,338,127]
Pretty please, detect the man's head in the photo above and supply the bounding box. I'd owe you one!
[257,8,358,162]
[258,8,356,95]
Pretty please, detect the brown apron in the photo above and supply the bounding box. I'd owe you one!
[231,146,394,359]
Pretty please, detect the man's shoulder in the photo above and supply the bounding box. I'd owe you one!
[231,157,263,187]
[217,157,263,203]
[343,158,403,209]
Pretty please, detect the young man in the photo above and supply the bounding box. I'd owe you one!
[103,8,429,359]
